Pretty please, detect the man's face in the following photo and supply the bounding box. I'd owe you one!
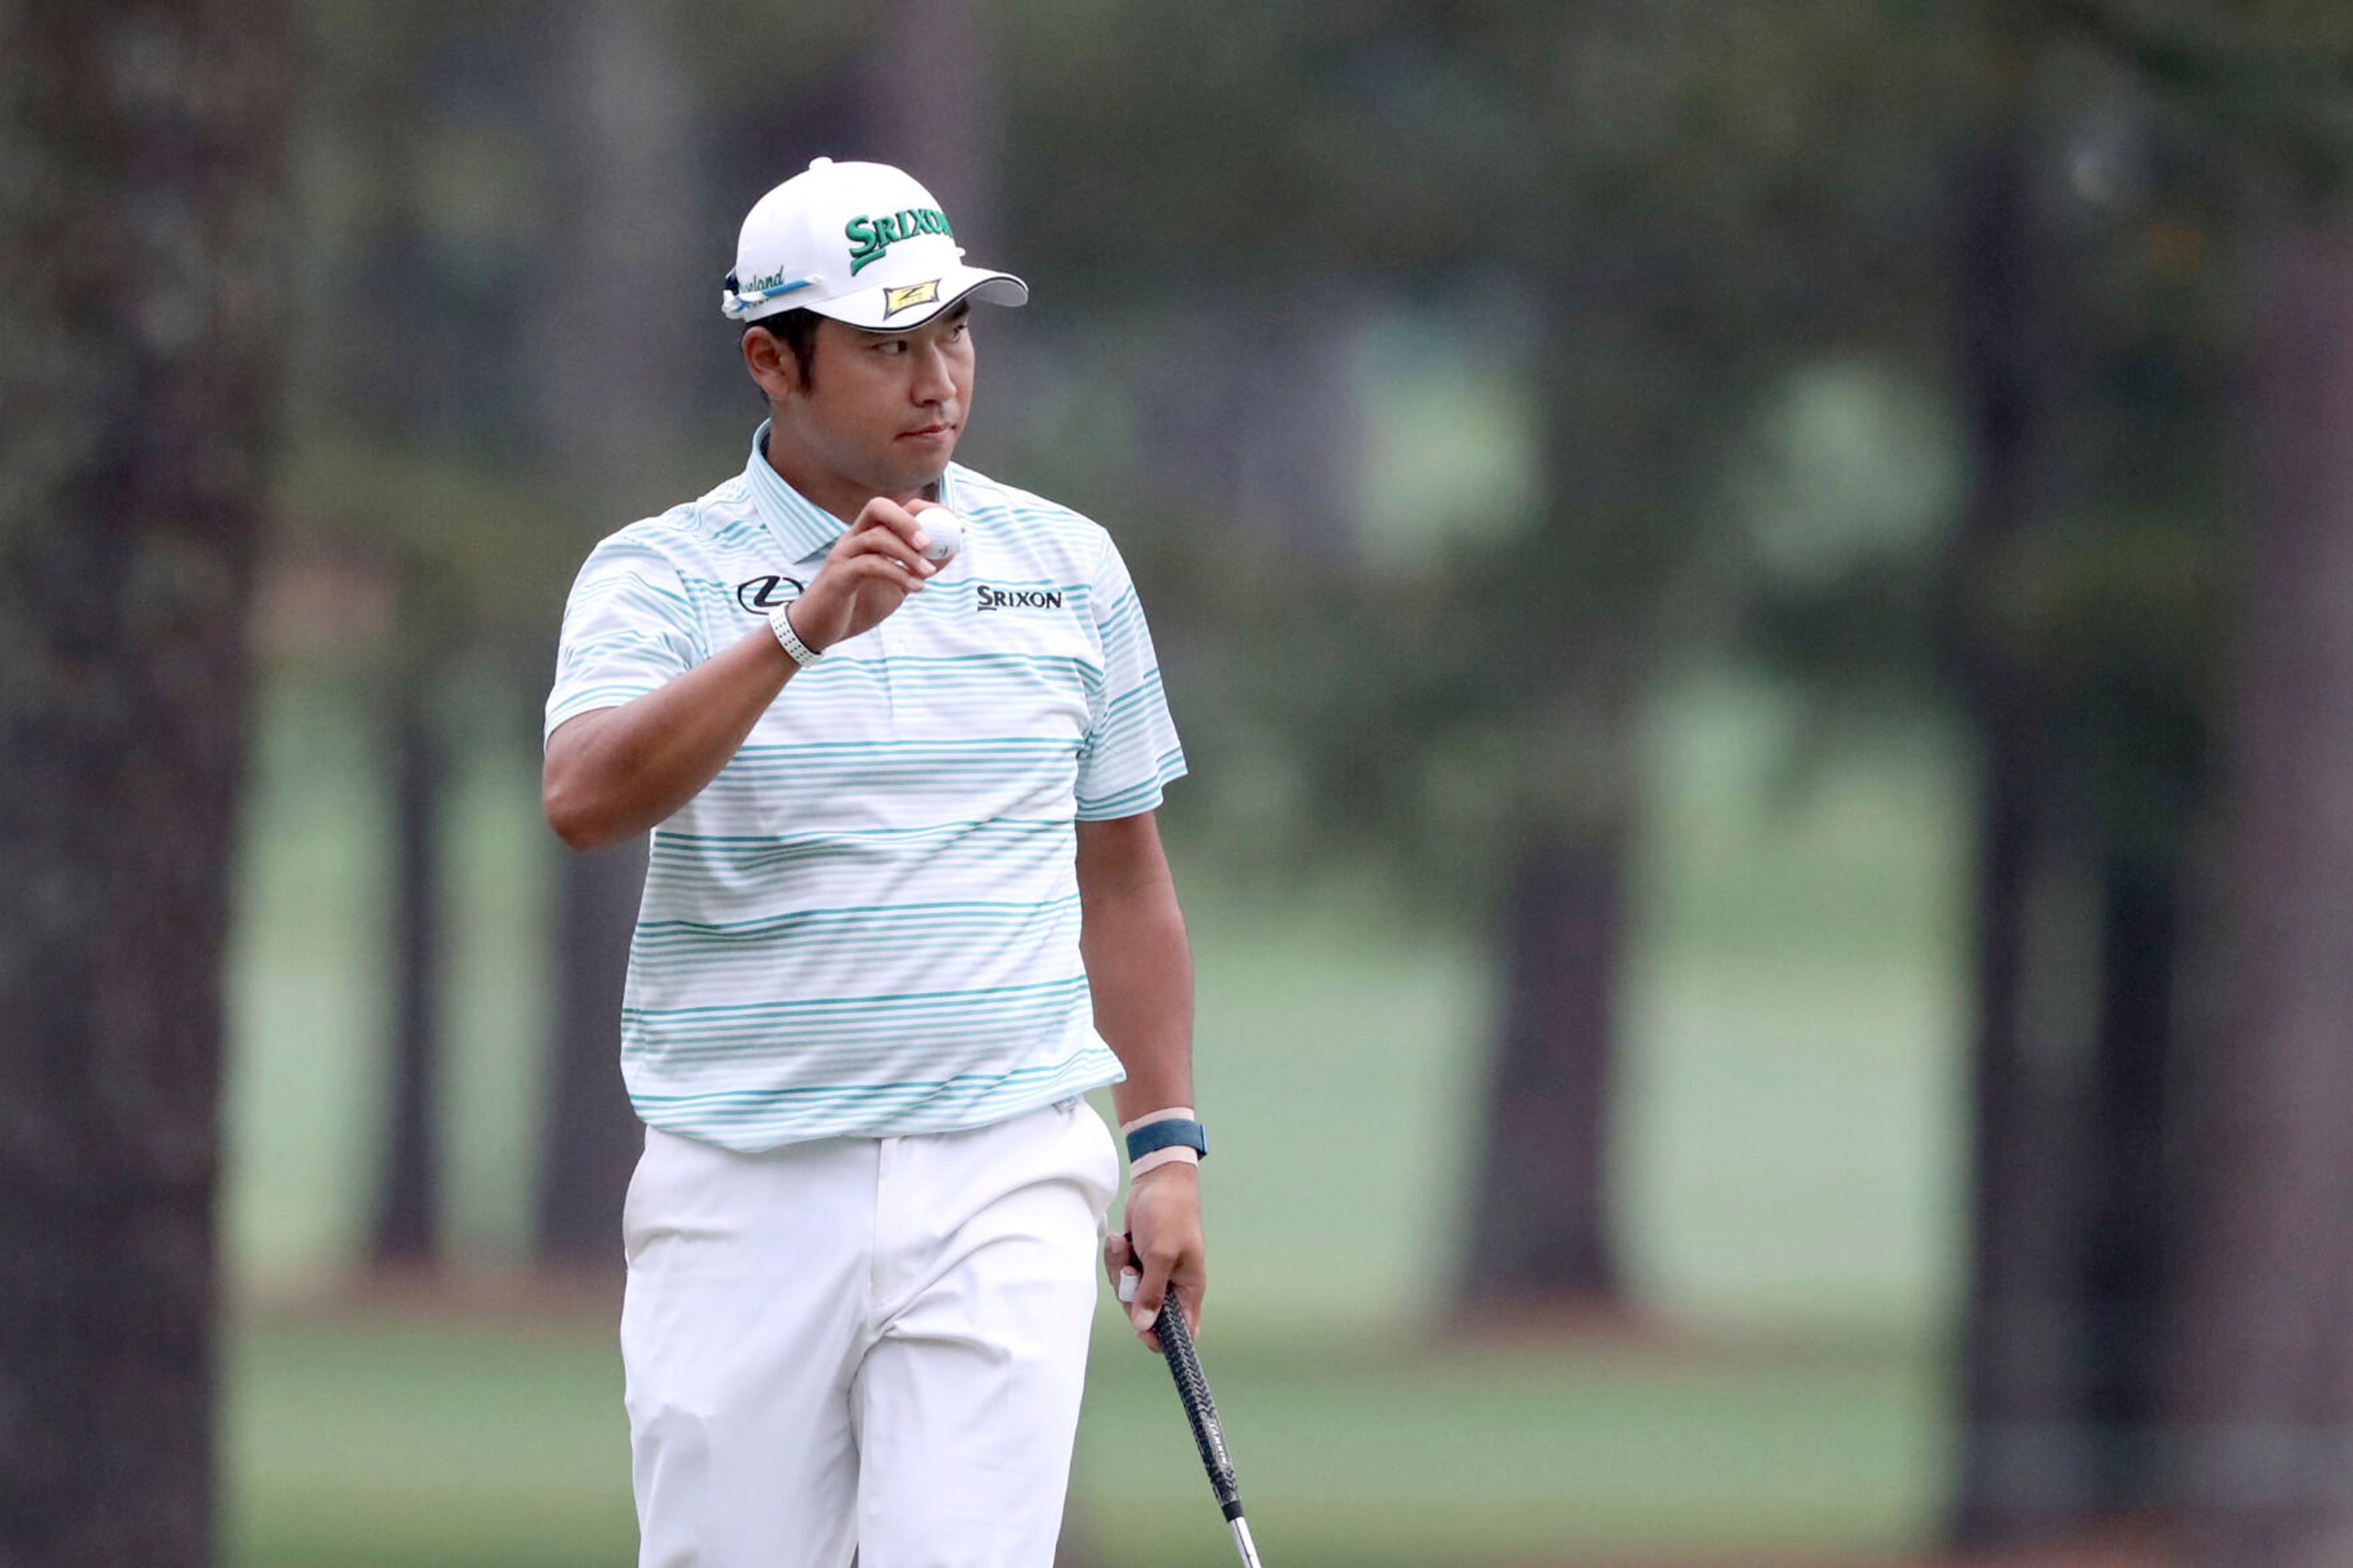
[758,305,976,498]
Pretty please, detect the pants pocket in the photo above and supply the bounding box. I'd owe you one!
[620,1126,666,1265]
[1069,1100,1122,1221]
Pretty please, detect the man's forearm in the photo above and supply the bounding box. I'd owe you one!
[1077,815,1203,1339]
[1077,860,1195,1122]
[543,624,797,850]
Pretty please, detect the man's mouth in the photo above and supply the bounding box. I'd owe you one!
[900,422,955,441]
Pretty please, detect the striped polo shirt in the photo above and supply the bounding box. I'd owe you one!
[544,425,1186,1151]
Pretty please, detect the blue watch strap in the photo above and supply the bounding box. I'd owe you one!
[1125,1118,1208,1162]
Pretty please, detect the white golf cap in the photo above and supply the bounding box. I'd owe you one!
[721,157,1028,331]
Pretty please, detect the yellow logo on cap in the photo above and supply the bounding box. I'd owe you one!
[884,279,941,317]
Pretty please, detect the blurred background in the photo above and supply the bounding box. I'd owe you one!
[16,1,2353,1565]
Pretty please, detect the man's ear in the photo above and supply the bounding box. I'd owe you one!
[742,326,800,401]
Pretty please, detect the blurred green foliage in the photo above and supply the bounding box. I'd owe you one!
[224,0,2353,1558]
[261,0,2353,923]
[227,664,1965,1324]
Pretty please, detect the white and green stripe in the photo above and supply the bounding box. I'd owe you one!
[544,423,1185,1151]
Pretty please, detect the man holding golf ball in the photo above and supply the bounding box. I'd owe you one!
[540,157,1203,1566]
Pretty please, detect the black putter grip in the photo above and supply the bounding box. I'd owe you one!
[1155,1295,1247,1522]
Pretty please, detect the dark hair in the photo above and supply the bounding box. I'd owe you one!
[744,308,822,388]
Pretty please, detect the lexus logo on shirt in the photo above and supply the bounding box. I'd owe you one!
[736,575,804,613]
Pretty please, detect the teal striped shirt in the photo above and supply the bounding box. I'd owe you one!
[544,426,1185,1151]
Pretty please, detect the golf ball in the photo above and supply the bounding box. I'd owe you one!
[919,509,964,564]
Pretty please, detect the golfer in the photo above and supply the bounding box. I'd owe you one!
[540,157,1207,1566]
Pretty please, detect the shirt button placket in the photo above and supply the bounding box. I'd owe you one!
[873,613,900,732]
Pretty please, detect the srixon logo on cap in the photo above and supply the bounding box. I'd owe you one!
[846,208,953,275]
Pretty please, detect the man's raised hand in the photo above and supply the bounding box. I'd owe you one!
[785,497,944,653]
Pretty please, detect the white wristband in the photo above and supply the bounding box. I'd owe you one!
[769,602,822,668]
[1120,1106,1195,1135]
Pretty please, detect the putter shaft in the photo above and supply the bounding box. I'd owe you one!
[1154,1293,1263,1565]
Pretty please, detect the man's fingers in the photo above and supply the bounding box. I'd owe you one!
[821,550,927,614]
[852,498,934,554]
[840,526,934,578]
[849,498,915,534]
[1102,1231,1134,1289]
[850,551,928,590]
[1131,1251,1176,1339]
[1130,1269,1204,1352]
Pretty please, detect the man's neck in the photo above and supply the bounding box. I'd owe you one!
[762,424,934,525]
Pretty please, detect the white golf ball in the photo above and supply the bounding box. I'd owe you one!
[919,509,964,564]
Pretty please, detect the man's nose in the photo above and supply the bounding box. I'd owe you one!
[910,344,956,403]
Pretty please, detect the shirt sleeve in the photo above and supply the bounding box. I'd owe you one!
[544,531,706,744]
[1074,531,1187,820]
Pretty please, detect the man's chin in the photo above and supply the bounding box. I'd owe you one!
[879,446,957,496]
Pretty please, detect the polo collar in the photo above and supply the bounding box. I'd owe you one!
[745,421,848,564]
[743,420,963,565]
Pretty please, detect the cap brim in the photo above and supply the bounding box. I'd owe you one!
[806,265,1029,331]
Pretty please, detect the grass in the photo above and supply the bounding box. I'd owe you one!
[1069,1320,1944,1567]
[225,1311,1942,1568]
[227,1316,634,1568]
[219,662,1971,1562]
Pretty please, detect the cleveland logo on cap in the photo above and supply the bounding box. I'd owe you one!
[846,208,953,275]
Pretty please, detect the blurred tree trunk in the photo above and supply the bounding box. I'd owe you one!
[862,0,1000,254]
[0,4,289,1564]
[533,0,697,1266]
[1944,119,2202,1550]
[2078,852,2178,1513]
[343,62,454,1270]
[1949,129,2109,1554]
[542,836,652,1261]
[1133,308,1362,561]
[373,623,445,1264]
[1457,827,1628,1310]
[1455,298,1662,1319]
[2175,229,2353,1568]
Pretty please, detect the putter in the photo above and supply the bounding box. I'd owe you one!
[1142,1278,1264,1567]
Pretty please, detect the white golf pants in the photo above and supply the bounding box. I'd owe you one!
[620,1095,1121,1567]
